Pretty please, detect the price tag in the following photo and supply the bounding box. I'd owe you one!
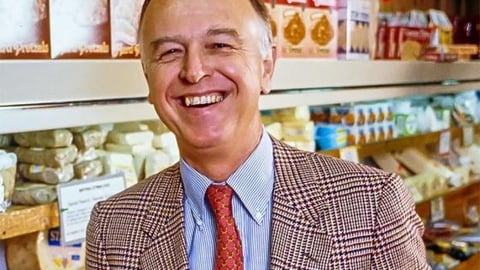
[463,125,474,147]
[339,146,359,163]
[57,173,126,245]
[430,197,445,223]
[438,130,451,155]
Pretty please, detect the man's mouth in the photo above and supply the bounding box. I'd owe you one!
[184,94,224,107]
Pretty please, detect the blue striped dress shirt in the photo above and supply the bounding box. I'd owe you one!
[180,129,274,270]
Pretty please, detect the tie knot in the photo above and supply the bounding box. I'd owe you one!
[206,184,233,215]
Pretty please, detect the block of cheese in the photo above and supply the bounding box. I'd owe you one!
[0,134,12,147]
[265,122,283,140]
[16,145,78,168]
[107,130,154,145]
[0,150,16,212]
[113,122,149,132]
[152,132,176,149]
[73,128,107,150]
[18,163,74,184]
[145,150,172,178]
[6,228,85,270]
[14,129,73,148]
[12,182,57,205]
[105,143,154,155]
[73,159,103,179]
[99,151,138,187]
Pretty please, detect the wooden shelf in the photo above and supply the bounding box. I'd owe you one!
[452,252,480,270]
[0,203,59,240]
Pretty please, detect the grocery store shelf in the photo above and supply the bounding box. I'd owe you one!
[0,203,59,240]
[2,59,480,107]
[320,126,465,159]
[2,60,480,134]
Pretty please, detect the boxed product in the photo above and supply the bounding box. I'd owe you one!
[276,0,308,57]
[50,0,111,58]
[0,0,50,59]
[305,2,338,58]
[110,0,144,58]
[6,228,85,270]
[337,0,371,60]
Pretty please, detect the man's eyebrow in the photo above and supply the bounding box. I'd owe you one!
[207,28,243,44]
[149,36,182,52]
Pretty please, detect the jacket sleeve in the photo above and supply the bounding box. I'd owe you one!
[371,173,432,269]
[85,202,111,270]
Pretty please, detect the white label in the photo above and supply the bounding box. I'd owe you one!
[463,125,474,147]
[57,173,126,245]
[430,196,445,222]
[438,130,451,155]
[339,146,359,163]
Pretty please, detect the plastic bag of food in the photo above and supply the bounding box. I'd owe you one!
[12,183,57,206]
[0,150,17,212]
[16,145,78,168]
[18,163,74,184]
[14,129,73,148]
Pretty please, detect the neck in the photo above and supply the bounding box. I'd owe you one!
[181,125,263,182]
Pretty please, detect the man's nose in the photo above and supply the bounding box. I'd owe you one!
[180,48,209,84]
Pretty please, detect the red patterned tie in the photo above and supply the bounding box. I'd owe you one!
[206,184,244,270]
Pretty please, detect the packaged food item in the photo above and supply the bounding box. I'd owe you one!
[105,143,154,155]
[107,130,154,145]
[0,134,13,147]
[14,129,73,148]
[73,159,103,179]
[12,182,57,205]
[276,0,308,57]
[99,151,138,187]
[0,150,17,212]
[145,150,173,178]
[50,0,111,58]
[142,120,169,134]
[0,0,50,59]
[110,0,144,58]
[337,0,371,60]
[6,228,85,270]
[113,122,150,132]
[306,2,338,59]
[15,145,78,168]
[18,163,74,184]
[72,127,107,151]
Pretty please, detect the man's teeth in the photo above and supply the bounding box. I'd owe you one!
[185,95,224,107]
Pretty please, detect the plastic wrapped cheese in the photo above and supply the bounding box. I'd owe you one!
[142,120,169,134]
[16,145,78,168]
[14,129,73,148]
[107,130,154,145]
[12,183,57,206]
[113,122,149,132]
[145,150,172,178]
[0,150,17,212]
[0,134,13,147]
[72,128,107,150]
[99,151,138,187]
[18,163,74,184]
[73,159,103,179]
[6,228,85,270]
[105,143,154,155]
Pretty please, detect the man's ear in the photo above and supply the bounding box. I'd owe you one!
[261,45,277,95]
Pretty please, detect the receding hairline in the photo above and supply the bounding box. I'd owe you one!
[138,0,271,34]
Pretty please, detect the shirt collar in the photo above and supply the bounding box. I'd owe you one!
[180,128,274,224]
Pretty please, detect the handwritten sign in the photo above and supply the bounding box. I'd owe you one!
[57,173,126,245]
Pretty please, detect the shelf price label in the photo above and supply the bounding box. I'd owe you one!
[339,146,359,163]
[57,173,126,245]
[430,196,445,223]
[463,125,474,147]
[438,130,451,155]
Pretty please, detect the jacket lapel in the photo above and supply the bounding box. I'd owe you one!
[269,138,333,269]
[138,165,190,270]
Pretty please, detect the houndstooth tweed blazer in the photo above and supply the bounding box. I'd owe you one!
[86,137,430,270]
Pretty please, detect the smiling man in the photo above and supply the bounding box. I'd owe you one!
[85,0,431,269]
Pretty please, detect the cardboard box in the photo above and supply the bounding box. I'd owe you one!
[50,0,111,59]
[305,3,338,58]
[0,0,50,59]
[110,0,144,58]
[337,0,370,60]
[276,0,308,57]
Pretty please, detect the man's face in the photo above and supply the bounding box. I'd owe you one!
[140,0,275,153]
